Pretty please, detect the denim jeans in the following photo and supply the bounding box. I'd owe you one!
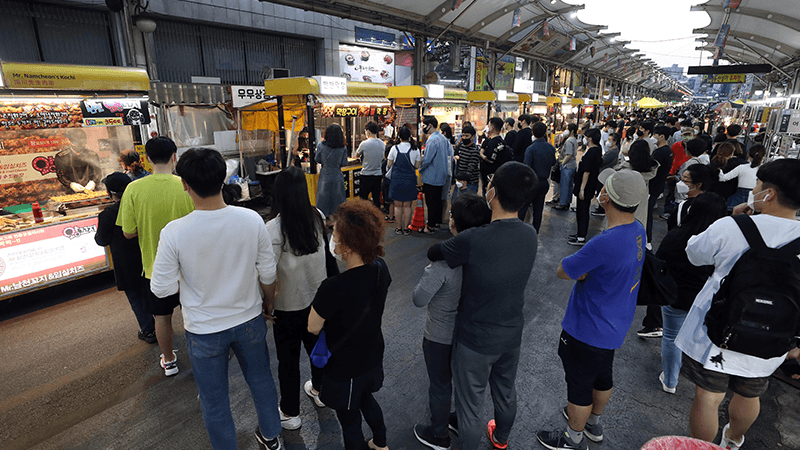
[186,316,282,450]
[124,288,154,334]
[559,165,576,207]
[661,305,689,389]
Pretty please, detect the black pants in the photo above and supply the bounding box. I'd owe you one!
[272,306,324,417]
[646,192,658,243]
[359,175,382,209]
[423,338,453,439]
[642,304,663,329]
[575,196,591,238]
[517,183,548,233]
[422,183,444,228]
[322,367,387,450]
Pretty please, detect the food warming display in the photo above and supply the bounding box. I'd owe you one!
[0,62,150,300]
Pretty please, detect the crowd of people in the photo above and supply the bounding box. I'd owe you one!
[93,103,800,450]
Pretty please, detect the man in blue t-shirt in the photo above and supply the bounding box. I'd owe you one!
[537,169,646,450]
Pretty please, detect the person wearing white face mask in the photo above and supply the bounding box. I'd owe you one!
[308,200,391,450]
[676,159,800,449]
[668,164,715,231]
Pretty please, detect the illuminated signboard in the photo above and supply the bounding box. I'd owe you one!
[0,216,109,299]
[333,105,390,117]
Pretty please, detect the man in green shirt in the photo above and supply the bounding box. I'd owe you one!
[117,137,194,376]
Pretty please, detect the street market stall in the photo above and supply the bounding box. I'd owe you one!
[260,76,393,203]
[387,85,468,137]
[0,62,150,300]
[466,90,494,135]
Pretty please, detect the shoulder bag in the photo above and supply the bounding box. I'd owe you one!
[310,259,384,368]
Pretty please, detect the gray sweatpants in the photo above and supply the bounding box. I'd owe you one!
[452,341,520,450]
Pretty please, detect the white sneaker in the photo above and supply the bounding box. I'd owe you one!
[278,408,301,430]
[159,351,179,377]
[304,380,325,407]
[659,372,676,394]
[720,423,744,450]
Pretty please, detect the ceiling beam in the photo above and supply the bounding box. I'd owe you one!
[693,28,796,59]
[691,4,800,38]
[466,4,582,37]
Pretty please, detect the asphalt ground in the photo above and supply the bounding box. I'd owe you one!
[1,195,799,450]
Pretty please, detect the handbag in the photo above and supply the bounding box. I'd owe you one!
[550,165,561,183]
[636,249,678,306]
[321,222,340,278]
[310,259,384,368]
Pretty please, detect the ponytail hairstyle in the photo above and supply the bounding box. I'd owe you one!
[749,144,766,168]
[119,150,144,173]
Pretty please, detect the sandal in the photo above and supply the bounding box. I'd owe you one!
[402,229,411,236]
[395,228,403,235]
[421,226,436,234]
[385,215,395,223]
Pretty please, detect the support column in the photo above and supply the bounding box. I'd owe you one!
[414,34,426,85]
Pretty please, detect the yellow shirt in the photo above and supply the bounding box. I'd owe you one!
[116,174,194,279]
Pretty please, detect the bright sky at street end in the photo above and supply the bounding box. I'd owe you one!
[566,0,712,76]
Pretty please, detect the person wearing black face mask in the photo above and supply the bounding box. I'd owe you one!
[453,125,480,193]
[419,117,450,233]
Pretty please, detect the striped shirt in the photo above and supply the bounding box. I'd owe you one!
[454,141,480,185]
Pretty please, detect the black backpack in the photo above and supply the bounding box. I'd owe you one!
[704,215,800,359]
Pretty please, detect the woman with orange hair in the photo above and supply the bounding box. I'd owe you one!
[308,199,392,450]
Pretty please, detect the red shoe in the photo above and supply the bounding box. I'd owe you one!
[486,420,508,450]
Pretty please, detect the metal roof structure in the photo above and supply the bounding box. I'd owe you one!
[259,0,691,97]
[692,0,800,89]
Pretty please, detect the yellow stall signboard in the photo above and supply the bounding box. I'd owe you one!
[1,62,150,91]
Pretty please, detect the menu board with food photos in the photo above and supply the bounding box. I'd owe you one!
[339,44,395,86]
[0,102,83,130]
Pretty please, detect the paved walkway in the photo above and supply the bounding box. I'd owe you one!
[1,199,798,450]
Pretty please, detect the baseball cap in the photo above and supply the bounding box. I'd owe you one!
[597,168,646,209]
[102,172,132,194]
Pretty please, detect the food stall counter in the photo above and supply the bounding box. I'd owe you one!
[0,61,151,300]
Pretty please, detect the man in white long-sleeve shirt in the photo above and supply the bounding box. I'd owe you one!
[151,148,284,450]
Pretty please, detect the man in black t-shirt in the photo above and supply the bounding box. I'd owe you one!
[479,117,512,194]
[427,162,538,450]
[512,114,534,163]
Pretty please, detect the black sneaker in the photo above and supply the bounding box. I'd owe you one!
[138,330,157,344]
[567,236,586,246]
[561,406,603,442]
[566,234,577,240]
[448,412,458,436]
[414,424,450,450]
[659,212,671,221]
[590,208,605,217]
[536,429,588,450]
[637,327,663,338]
[255,427,282,450]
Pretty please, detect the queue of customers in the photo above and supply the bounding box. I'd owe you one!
[97,110,800,450]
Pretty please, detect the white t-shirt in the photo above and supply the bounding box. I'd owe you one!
[699,154,710,165]
[266,211,327,312]
[388,142,420,165]
[719,163,758,189]
[676,214,800,377]
[150,206,277,334]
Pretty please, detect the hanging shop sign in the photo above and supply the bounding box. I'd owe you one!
[339,44,395,86]
[0,62,149,92]
[0,216,107,298]
[80,99,150,126]
[701,74,746,84]
[231,85,267,108]
[474,52,515,92]
[0,102,83,130]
